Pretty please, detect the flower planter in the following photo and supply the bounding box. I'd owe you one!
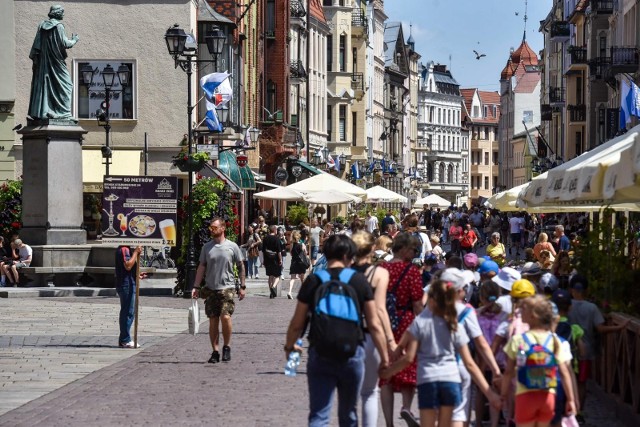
[176,157,206,173]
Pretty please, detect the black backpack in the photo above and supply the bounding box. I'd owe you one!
[310,268,363,360]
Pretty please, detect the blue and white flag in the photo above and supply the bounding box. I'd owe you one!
[204,100,222,132]
[620,78,632,130]
[380,158,387,172]
[200,72,232,107]
[351,161,361,180]
[326,153,335,170]
[630,81,640,118]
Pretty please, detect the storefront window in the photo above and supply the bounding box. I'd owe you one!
[75,60,136,120]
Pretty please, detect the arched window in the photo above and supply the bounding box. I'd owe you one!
[439,163,445,183]
[447,164,454,183]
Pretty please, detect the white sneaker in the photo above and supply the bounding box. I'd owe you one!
[119,341,141,349]
[255,275,260,279]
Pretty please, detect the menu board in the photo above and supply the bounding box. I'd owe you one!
[101,176,178,247]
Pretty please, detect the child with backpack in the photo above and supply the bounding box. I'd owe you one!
[501,295,577,427]
[475,281,509,427]
[381,278,502,427]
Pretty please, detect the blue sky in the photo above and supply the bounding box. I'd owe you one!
[384,0,551,92]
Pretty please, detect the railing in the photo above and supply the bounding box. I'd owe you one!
[569,47,588,65]
[592,0,614,14]
[589,57,611,80]
[549,87,565,104]
[610,47,639,67]
[550,21,570,40]
[290,0,306,18]
[351,72,364,91]
[594,313,640,420]
[351,9,366,28]
[568,104,586,122]
[290,60,307,80]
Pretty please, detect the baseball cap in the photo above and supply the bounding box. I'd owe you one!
[540,273,559,293]
[440,268,472,291]
[520,262,542,277]
[463,253,479,268]
[492,267,521,291]
[569,274,588,291]
[478,260,499,275]
[510,279,536,299]
[552,289,572,306]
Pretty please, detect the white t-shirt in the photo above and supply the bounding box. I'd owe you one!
[365,216,379,233]
[509,217,524,234]
[18,244,32,264]
[413,231,432,259]
[497,295,513,316]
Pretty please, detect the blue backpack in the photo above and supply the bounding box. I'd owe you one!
[310,268,362,360]
[517,333,558,390]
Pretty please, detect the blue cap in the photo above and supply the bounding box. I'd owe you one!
[552,289,572,305]
[478,260,499,275]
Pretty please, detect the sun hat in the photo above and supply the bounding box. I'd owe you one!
[491,267,521,291]
[540,273,559,293]
[440,268,475,291]
[478,259,499,275]
[520,262,542,277]
[510,279,536,299]
[463,253,479,269]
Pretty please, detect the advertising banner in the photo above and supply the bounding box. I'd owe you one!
[101,176,178,247]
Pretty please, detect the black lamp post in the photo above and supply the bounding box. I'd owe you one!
[81,63,130,176]
[164,23,226,298]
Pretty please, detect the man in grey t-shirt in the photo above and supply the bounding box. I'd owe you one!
[308,219,324,265]
[192,218,245,364]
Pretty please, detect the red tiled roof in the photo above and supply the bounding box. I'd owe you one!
[309,0,328,25]
[460,88,475,116]
[501,58,515,80]
[514,71,540,94]
[478,90,500,106]
[459,88,500,124]
[511,40,538,66]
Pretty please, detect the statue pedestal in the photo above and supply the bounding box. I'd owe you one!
[18,121,87,245]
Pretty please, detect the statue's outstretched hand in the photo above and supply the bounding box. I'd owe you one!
[72,33,79,42]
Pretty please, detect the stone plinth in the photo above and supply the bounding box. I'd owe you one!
[18,121,87,245]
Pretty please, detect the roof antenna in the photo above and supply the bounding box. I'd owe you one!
[449,54,452,70]
[523,0,528,41]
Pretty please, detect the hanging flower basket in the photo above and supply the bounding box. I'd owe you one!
[172,152,210,173]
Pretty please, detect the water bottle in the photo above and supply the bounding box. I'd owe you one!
[284,339,303,377]
[516,344,527,367]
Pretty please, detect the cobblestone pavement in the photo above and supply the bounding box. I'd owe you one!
[0,259,635,426]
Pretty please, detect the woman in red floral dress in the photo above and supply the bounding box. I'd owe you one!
[380,232,426,427]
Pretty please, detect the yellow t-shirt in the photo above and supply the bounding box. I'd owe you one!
[504,330,569,395]
[486,243,506,266]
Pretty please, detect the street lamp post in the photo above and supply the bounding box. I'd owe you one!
[164,23,226,298]
[80,63,131,176]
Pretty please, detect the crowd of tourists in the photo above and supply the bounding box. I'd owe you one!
[271,206,626,427]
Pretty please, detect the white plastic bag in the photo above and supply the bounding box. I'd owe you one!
[562,415,579,427]
[188,299,200,335]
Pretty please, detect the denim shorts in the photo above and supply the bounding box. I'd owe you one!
[310,246,319,260]
[417,381,462,409]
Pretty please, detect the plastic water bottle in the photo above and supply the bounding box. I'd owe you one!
[516,344,527,367]
[284,339,303,377]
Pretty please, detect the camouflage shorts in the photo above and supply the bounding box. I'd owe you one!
[202,287,236,318]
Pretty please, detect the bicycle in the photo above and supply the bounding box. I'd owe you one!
[140,246,176,269]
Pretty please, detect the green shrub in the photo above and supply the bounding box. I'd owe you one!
[286,204,308,225]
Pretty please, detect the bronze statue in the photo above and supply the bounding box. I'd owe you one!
[28,5,79,120]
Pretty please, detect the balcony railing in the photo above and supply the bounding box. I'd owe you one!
[549,87,565,104]
[290,60,307,80]
[592,0,614,14]
[569,47,588,65]
[568,104,586,122]
[589,57,611,80]
[609,47,639,70]
[550,21,570,41]
[290,0,306,18]
[351,72,364,91]
[352,9,366,28]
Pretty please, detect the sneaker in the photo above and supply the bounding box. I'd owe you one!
[222,345,231,362]
[208,351,220,363]
[400,407,420,427]
[255,275,260,280]
[119,341,140,349]
[287,293,293,300]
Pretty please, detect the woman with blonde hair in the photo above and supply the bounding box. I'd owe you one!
[533,233,556,263]
[373,234,393,263]
[287,230,309,299]
[351,231,395,426]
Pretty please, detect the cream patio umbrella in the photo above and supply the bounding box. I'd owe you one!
[287,172,367,197]
[303,190,362,204]
[364,185,408,203]
[485,183,529,211]
[253,187,305,201]
[413,194,451,209]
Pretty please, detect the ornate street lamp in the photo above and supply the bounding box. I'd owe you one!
[164,22,226,298]
[80,63,130,176]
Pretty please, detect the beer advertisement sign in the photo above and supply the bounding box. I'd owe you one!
[101,176,178,247]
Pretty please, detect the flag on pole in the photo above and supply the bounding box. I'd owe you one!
[204,100,222,132]
[334,157,341,173]
[380,158,387,172]
[326,154,336,170]
[351,161,361,180]
[630,80,640,118]
[620,78,632,130]
[200,72,232,107]
[368,161,375,173]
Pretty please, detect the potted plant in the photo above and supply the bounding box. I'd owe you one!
[172,150,210,173]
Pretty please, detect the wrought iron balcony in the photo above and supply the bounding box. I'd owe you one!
[568,104,586,122]
[589,57,611,80]
[592,0,614,14]
[549,87,565,105]
[541,104,553,121]
[290,0,306,18]
[606,47,639,75]
[351,8,368,36]
[569,47,587,66]
[290,60,307,81]
[550,21,570,42]
[351,72,364,92]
